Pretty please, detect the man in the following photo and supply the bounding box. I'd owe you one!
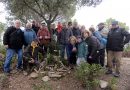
[32,20,40,34]
[106,21,130,77]
[37,23,50,55]
[3,20,26,74]
[58,22,73,59]
[72,22,81,38]
[89,26,107,67]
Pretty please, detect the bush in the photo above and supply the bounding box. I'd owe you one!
[75,63,104,90]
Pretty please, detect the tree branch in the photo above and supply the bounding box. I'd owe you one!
[51,12,59,23]
[23,0,47,22]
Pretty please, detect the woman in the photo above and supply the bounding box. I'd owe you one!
[24,22,37,47]
[83,30,101,64]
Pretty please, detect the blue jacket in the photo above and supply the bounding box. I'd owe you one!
[93,31,107,48]
[77,40,88,58]
[24,29,37,46]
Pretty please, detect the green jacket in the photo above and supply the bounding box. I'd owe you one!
[77,40,88,58]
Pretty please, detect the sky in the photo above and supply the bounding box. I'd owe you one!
[0,0,130,29]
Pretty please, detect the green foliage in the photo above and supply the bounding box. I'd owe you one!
[75,63,104,90]
[108,77,118,90]
[105,18,129,30]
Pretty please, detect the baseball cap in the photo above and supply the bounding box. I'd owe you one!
[112,21,118,25]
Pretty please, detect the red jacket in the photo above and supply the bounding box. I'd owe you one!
[37,28,51,45]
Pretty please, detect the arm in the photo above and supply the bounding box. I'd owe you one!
[90,37,99,56]
[3,27,11,45]
[94,31,102,41]
[121,28,130,44]
[83,42,88,58]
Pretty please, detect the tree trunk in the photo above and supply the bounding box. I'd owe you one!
[46,20,51,32]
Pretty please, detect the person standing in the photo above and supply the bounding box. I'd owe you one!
[72,22,81,38]
[32,20,40,35]
[89,26,107,67]
[106,21,130,77]
[24,22,37,47]
[58,22,73,59]
[83,30,101,64]
[3,20,26,74]
[37,23,51,55]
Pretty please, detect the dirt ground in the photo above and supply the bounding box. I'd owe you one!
[0,58,130,90]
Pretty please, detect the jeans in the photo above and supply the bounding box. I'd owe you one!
[60,44,69,59]
[4,48,23,73]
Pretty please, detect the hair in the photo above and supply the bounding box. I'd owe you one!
[26,22,32,29]
[69,36,77,43]
[83,30,92,37]
[89,27,95,32]
[68,21,72,26]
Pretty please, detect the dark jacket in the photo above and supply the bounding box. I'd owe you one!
[3,26,26,49]
[72,27,81,38]
[58,28,73,44]
[106,28,130,51]
[23,45,44,60]
[85,36,101,57]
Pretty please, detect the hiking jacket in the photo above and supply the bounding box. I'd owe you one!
[106,27,130,51]
[77,40,88,58]
[3,26,25,49]
[24,29,37,46]
[85,36,101,57]
[72,27,81,38]
[58,28,73,45]
[93,31,107,49]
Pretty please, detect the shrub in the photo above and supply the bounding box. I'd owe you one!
[75,63,104,90]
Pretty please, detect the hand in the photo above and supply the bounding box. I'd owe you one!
[88,56,92,59]
[72,47,77,52]
[4,45,8,49]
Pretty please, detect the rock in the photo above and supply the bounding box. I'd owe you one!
[42,76,50,82]
[100,80,108,89]
[30,72,38,79]
[48,73,62,78]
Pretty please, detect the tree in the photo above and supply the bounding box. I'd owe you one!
[1,0,102,31]
[105,18,129,30]
[0,22,5,42]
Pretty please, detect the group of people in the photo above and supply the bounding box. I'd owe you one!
[3,20,130,77]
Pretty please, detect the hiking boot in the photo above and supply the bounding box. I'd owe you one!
[105,70,113,75]
[113,72,120,77]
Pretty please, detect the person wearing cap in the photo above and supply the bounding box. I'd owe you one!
[106,21,130,77]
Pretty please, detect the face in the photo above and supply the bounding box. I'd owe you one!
[98,24,104,29]
[111,24,118,29]
[62,23,67,29]
[83,32,89,38]
[73,22,78,28]
[70,38,76,45]
[15,20,21,29]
